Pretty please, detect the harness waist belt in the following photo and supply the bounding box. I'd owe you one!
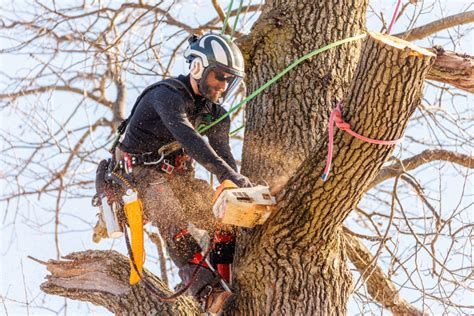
[118,149,191,174]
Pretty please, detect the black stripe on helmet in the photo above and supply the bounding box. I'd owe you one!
[202,34,233,67]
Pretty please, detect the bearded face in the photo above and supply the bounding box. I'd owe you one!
[198,67,242,104]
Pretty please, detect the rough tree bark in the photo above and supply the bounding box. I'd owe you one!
[34,251,200,315]
[426,47,474,93]
[37,1,439,315]
[241,0,368,187]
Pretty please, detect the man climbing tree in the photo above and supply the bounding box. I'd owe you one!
[108,32,251,313]
[1,0,473,315]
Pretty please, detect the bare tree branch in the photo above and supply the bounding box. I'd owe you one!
[370,149,473,188]
[211,0,233,35]
[344,233,427,316]
[30,250,200,315]
[395,10,474,41]
[146,230,169,287]
[205,4,262,28]
[0,85,113,108]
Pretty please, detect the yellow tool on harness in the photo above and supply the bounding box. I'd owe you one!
[123,189,145,285]
[212,180,276,228]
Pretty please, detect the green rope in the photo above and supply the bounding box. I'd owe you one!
[221,0,234,34]
[229,124,245,136]
[231,0,244,39]
[198,33,367,135]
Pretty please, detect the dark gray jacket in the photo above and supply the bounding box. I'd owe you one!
[119,75,239,183]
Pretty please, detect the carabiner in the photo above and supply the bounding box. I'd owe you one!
[143,152,165,165]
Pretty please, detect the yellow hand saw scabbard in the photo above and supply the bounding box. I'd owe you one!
[123,190,145,285]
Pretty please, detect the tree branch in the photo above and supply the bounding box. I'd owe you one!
[395,10,474,41]
[0,85,113,108]
[205,4,262,28]
[146,230,169,287]
[211,0,232,35]
[31,250,200,315]
[344,233,427,316]
[370,149,473,188]
[427,47,474,93]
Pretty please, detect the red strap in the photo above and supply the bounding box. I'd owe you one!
[322,102,403,181]
[387,0,402,35]
[213,231,234,244]
[217,264,231,283]
[189,252,209,268]
[173,229,189,241]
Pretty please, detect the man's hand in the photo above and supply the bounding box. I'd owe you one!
[229,172,253,188]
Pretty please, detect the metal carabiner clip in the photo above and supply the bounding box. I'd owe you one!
[143,152,165,165]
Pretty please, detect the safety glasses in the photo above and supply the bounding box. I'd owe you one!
[214,70,236,83]
[199,63,245,104]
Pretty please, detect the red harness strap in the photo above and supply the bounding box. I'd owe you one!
[189,252,210,268]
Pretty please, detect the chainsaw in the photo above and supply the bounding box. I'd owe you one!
[212,180,276,228]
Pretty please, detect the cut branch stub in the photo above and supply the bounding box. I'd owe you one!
[35,250,200,315]
[342,32,436,142]
[427,47,474,93]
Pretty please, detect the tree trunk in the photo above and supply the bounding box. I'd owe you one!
[232,32,435,314]
[241,0,368,188]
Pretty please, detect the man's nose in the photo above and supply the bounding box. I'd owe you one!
[217,80,228,90]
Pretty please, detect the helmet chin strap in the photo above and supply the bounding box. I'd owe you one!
[190,73,208,100]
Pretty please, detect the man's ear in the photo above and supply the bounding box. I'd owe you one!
[190,58,204,80]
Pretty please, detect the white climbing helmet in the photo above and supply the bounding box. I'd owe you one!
[184,32,245,104]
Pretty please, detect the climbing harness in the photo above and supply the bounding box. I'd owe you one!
[115,147,191,176]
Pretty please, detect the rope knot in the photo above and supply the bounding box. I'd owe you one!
[333,108,350,131]
[322,101,404,181]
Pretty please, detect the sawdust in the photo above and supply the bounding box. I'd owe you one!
[133,166,227,243]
